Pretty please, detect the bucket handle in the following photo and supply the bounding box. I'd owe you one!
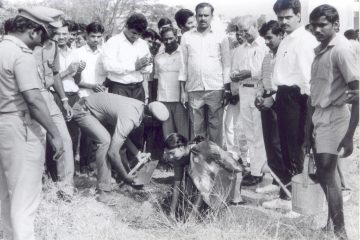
[302,150,315,188]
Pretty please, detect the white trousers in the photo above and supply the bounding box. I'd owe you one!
[239,86,267,176]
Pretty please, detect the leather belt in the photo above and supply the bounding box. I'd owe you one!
[0,111,28,117]
[242,83,256,88]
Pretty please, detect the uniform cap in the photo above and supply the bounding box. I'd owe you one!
[18,7,64,33]
[148,102,169,122]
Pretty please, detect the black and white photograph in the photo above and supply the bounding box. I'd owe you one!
[0,0,358,239]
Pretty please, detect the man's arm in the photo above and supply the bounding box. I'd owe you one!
[22,89,64,160]
[53,73,73,120]
[303,97,315,154]
[337,81,359,157]
[220,36,231,85]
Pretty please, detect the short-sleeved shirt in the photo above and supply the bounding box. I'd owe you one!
[33,40,60,89]
[154,48,182,102]
[84,92,144,149]
[310,34,359,108]
[0,35,42,113]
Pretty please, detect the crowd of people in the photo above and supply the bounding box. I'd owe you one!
[0,0,358,240]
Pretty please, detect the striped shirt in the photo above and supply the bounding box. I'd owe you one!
[258,52,276,94]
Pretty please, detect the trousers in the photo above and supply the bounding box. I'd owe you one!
[239,86,266,176]
[188,90,224,146]
[0,113,45,240]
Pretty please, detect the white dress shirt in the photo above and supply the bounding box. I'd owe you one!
[272,26,318,95]
[178,28,231,92]
[101,32,152,84]
[75,44,106,98]
[231,36,267,84]
[154,48,181,102]
[59,46,79,93]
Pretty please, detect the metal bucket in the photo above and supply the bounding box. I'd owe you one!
[291,153,326,215]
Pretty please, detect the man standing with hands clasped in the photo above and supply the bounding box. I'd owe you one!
[305,5,359,240]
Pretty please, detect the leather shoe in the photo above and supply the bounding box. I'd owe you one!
[241,175,263,186]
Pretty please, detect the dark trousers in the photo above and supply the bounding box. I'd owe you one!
[108,80,145,155]
[261,105,288,199]
[275,85,308,187]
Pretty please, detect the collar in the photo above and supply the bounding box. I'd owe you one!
[195,26,213,34]
[286,25,305,39]
[3,35,31,52]
[84,43,101,54]
[120,31,139,45]
[314,33,339,56]
[160,47,181,56]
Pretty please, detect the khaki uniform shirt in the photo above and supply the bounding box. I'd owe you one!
[0,35,42,113]
[33,40,60,89]
[310,34,359,108]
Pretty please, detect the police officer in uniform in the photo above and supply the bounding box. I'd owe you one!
[32,8,75,200]
[0,7,64,240]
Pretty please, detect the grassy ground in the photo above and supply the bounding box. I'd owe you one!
[0,134,358,240]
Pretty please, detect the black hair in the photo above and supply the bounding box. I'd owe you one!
[195,2,214,15]
[11,16,45,34]
[157,17,172,30]
[86,22,105,34]
[175,9,194,28]
[309,4,339,25]
[164,133,188,150]
[78,23,87,33]
[142,28,160,40]
[273,0,301,15]
[4,17,14,34]
[344,29,358,40]
[160,26,177,38]
[126,13,148,33]
[259,20,284,37]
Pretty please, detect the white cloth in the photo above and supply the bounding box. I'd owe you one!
[101,32,152,84]
[272,26,318,95]
[58,46,79,93]
[75,44,106,98]
[223,102,241,159]
[154,48,181,102]
[231,37,268,82]
[231,37,267,176]
[178,28,231,92]
[239,86,266,176]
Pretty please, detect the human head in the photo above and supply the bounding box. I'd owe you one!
[54,20,70,47]
[344,29,358,40]
[236,15,258,44]
[10,15,46,49]
[195,2,214,32]
[142,28,160,55]
[259,20,284,51]
[124,13,148,43]
[164,133,189,162]
[160,26,178,52]
[309,4,339,43]
[86,22,104,49]
[65,20,78,46]
[157,17,172,31]
[4,18,14,34]
[273,0,301,34]
[147,101,169,122]
[175,9,196,33]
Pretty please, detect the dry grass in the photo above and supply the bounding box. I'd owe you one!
[1,133,358,240]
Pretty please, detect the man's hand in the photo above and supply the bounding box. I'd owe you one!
[136,151,151,163]
[92,84,106,93]
[47,133,65,161]
[62,101,73,121]
[259,96,274,111]
[344,89,359,104]
[254,96,264,110]
[135,55,152,71]
[77,60,86,73]
[337,133,353,158]
[222,91,232,106]
[230,70,251,82]
[180,91,187,106]
[66,62,79,75]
